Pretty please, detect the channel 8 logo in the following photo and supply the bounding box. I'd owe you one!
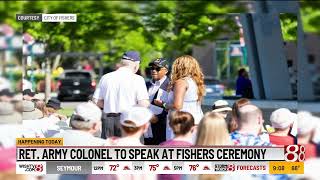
[284,145,305,162]
[20,164,44,172]
[227,164,235,172]
[35,164,43,172]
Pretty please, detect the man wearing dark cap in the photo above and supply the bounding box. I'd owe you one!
[144,58,170,145]
[95,51,150,139]
[0,89,14,102]
[46,98,67,121]
[22,89,36,101]
[46,98,62,110]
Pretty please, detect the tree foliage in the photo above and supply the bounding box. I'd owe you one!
[19,1,245,68]
[280,14,297,41]
[300,1,320,34]
[0,1,24,30]
[2,1,317,69]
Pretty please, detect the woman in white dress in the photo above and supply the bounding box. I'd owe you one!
[154,55,205,141]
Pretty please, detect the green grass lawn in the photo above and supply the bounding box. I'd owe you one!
[58,108,74,117]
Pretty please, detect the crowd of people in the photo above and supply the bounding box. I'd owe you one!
[0,50,319,180]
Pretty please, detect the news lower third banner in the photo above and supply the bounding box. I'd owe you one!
[16,139,304,175]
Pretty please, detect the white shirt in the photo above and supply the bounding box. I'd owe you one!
[0,124,39,147]
[22,117,66,137]
[53,130,107,146]
[96,67,149,113]
[0,77,11,91]
[92,86,100,103]
[22,79,33,91]
[148,76,167,100]
[166,77,204,140]
[145,76,168,138]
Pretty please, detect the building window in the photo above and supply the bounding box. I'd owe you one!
[287,59,293,67]
[308,54,315,64]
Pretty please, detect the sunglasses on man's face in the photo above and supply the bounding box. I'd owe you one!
[150,66,162,71]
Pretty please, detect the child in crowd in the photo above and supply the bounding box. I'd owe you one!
[160,111,195,146]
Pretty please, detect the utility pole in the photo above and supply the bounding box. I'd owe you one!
[0,52,5,76]
[226,41,231,81]
[45,57,51,102]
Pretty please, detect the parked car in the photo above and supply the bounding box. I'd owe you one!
[57,70,96,101]
[204,78,225,97]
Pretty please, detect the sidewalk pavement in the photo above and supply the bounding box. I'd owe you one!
[203,98,320,113]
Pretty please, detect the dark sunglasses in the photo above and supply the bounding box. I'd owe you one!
[149,66,162,71]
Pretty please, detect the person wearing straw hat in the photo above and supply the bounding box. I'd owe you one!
[211,100,232,118]
[269,108,296,145]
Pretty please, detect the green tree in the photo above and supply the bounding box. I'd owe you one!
[300,1,320,34]
[280,14,297,42]
[141,1,245,60]
[19,1,246,68]
[0,1,24,30]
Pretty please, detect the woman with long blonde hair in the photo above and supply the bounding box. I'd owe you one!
[192,113,230,180]
[196,112,232,146]
[195,113,229,180]
[154,55,205,141]
[191,113,254,180]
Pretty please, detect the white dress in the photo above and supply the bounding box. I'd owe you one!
[166,77,204,140]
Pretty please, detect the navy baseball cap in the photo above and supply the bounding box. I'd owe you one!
[149,58,169,69]
[22,89,36,97]
[46,98,62,110]
[0,89,14,97]
[122,51,141,62]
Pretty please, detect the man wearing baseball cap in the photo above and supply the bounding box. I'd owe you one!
[53,102,106,146]
[22,89,36,101]
[0,89,15,102]
[106,106,154,146]
[144,58,170,145]
[94,51,150,139]
[104,107,157,180]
